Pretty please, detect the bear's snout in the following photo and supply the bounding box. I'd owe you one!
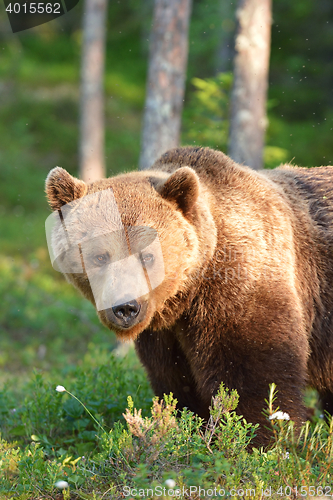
[113,300,141,323]
[102,299,148,332]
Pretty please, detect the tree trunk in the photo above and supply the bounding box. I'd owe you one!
[79,0,107,182]
[228,0,272,170]
[139,0,192,170]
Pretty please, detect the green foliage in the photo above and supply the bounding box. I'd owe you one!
[0,348,152,456]
[183,73,232,151]
[0,254,119,372]
[2,383,333,498]
[182,72,290,169]
[182,70,333,168]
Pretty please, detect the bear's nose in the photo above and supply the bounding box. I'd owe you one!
[112,300,141,324]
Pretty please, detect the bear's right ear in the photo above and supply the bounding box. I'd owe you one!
[158,167,200,217]
[45,167,88,211]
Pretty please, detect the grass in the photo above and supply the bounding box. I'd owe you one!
[1,382,332,498]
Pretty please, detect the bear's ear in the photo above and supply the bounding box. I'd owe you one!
[45,167,88,211]
[159,167,200,217]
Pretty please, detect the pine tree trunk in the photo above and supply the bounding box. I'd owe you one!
[228,0,272,170]
[139,0,192,170]
[79,0,107,182]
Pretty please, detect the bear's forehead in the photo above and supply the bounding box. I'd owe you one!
[88,173,152,194]
[84,176,170,227]
[55,176,173,246]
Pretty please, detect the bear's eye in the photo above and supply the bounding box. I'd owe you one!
[141,253,154,267]
[92,253,110,267]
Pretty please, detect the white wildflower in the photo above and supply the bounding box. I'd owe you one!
[269,411,290,421]
[55,480,69,489]
[55,385,66,393]
[165,479,176,488]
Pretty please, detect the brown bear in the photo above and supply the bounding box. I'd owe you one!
[45,147,333,445]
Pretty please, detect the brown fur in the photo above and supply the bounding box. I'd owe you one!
[45,147,333,445]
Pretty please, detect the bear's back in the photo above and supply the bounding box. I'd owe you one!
[154,147,333,241]
[268,165,333,240]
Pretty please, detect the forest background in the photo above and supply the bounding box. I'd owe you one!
[1,0,333,496]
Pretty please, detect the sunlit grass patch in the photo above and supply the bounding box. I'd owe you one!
[2,383,331,498]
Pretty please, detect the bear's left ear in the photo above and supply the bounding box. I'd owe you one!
[45,167,88,211]
[159,167,200,217]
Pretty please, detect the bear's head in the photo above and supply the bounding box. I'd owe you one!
[45,166,216,340]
